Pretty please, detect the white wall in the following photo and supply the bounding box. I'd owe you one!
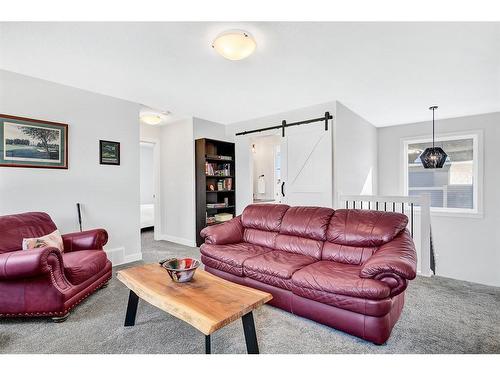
[193,117,229,141]
[0,70,141,265]
[334,102,378,204]
[158,118,196,246]
[154,116,228,246]
[140,122,161,140]
[140,143,154,204]
[378,112,500,287]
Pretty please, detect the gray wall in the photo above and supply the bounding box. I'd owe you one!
[140,143,154,204]
[193,117,229,141]
[0,70,141,265]
[159,118,196,246]
[334,102,378,202]
[378,112,500,286]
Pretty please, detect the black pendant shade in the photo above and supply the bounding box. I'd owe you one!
[420,146,448,168]
[420,106,448,169]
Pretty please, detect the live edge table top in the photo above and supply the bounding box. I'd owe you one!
[116,264,272,335]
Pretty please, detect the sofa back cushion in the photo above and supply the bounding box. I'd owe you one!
[322,242,377,265]
[241,204,289,231]
[279,206,334,241]
[323,209,407,264]
[243,228,278,248]
[326,209,408,247]
[0,212,57,254]
[275,234,323,259]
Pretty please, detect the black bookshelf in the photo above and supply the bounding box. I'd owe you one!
[195,138,236,246]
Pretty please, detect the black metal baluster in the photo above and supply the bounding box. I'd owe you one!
[376,201,379,211]
[384,202,387,211]
[401,202,405,214]
[392,202,395,212]
[368,201,371,210]
[410,203,414,238]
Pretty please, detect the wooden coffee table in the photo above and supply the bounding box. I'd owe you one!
[116,263,272,354]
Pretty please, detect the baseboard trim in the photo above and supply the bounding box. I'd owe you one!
[104,247,125,265]
[105,247,143,266]
[158,234,196,247]
[123,252,143,264]
[417,269,434,277]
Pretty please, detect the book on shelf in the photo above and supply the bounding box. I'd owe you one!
[206,154,233,161]
[206,202,229,208]
[205,162,231,177]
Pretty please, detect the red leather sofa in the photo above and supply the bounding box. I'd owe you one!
[0,212,112,320]
[200,204,417,344]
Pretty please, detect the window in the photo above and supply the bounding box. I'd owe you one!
[404,133,481,214]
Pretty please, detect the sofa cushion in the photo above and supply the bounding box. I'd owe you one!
[200,243,272,276]
[0,212,57,254]
[292,261,391,300]
[241,204,289,231]
[275,234,323,259]
[62,250,108,285]
[22,229,64,253]
[322,242,377,265]
[243,228,278,248]
[243,250,317,290]
[279,206,334,241]
[326,209,408,247]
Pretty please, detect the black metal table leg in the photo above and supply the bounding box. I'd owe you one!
[205,334,211,354]
[242,311,259,354]
[124,290,139,327]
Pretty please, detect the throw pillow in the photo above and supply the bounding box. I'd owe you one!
[22,229,64,252]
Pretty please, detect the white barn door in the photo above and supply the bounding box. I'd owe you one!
[280,121,333,207]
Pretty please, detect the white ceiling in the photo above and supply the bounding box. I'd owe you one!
[1,22,499,126]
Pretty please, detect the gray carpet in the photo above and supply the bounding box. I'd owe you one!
[1,229,499,354]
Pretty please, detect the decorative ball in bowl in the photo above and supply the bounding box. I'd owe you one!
[159,258,200,283]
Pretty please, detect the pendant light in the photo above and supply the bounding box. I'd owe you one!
[419,106,448,168]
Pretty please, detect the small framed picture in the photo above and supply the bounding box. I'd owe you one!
[0,114,68,169]
[99,140,120,165]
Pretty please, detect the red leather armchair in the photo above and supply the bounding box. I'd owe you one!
[0,212,112,320]
[200,204,417,344]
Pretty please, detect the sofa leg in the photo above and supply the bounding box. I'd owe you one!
[100,282,109,289]
[51,313,70,323]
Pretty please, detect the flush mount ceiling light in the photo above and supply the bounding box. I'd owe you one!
[212,30,256,61]
[140,110,170,125]
[419,106,448,169]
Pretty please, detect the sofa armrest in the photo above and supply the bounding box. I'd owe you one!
[62,229,108,252]
[360,229,417,293]
[200,216,244,245]
[0,247,64,281]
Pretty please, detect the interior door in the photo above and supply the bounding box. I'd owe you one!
[280,121,333,207]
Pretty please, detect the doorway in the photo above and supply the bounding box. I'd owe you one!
[140,139,160,240]
[251,134,282,204]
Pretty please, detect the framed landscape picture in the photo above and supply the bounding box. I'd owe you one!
[0,114,68,169]
[100,140,120,165]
